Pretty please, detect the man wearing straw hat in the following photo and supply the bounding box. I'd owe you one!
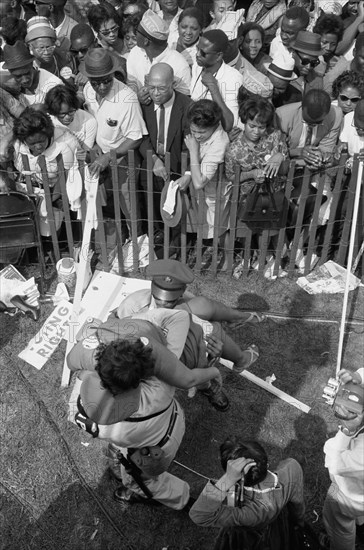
[266,55,302,108]
[83,48,146,236]
[1,40,62,105]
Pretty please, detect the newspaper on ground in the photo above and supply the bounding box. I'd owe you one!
[297,260,362,294]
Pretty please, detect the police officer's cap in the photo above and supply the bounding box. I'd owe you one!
[147,259,194,302]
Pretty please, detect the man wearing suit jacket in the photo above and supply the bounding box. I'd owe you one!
[139,63,192,234]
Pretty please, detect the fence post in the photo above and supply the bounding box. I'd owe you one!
[180,152,188,264]
[56,153,74,254]
[337,155,361,266]
[146,150,155,261]
[287,167,311,274]
[128,150,139,273]
[163,152,171,259]
[225,165,240,274]
[110,149,123,274]
[211,164,224,276]
[38,154,60,262]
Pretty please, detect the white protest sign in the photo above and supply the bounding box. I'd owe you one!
[19,301,73,369]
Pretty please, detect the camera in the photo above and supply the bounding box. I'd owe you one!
[323,378,364,418]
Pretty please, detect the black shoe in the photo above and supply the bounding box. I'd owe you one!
[200,379,230,412]
[113,486,145,504]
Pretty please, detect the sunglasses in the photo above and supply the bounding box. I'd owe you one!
[296,53,320,68]
[99,25,119,37]
[90,76,113,87]
[196,46,220,57]
[339,94,361,103]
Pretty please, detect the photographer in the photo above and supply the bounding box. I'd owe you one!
[189,437,305,550]
[323,368,364,550]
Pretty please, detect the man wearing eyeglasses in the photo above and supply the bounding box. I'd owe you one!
[34,0,78,52]
[290,30,325,95]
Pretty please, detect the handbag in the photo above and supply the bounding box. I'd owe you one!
[238,177,288,232]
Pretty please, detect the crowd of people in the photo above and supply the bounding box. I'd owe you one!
[66,257,364,550]
[0,0,363,276]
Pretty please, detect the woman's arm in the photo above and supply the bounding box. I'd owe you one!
[184,135,209,190]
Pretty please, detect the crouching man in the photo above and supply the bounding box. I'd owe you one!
[323,367,364,550]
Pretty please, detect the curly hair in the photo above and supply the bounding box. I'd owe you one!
[95,339,155,396]
[44,84,80,116]
[313,13,344,42]
[332,70,364,100]
[87,2,122,34]
[237,22,265,44]
[187,99,222,128]
[12,107,54,144]
[178,7,204,31]
[239,97,275,130]
[220,437,268,487]
[121,13,142,35]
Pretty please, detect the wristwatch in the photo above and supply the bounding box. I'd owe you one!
[339,425,356,437]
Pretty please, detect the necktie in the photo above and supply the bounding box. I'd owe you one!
[157,104,165,156]
[305,124,314,146]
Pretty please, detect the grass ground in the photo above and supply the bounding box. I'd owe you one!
[1,268,364,550]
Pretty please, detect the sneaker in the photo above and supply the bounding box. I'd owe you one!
[113,486,145,504]
[200,378,230,412]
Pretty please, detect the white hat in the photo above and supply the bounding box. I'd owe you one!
[267,55,297,81]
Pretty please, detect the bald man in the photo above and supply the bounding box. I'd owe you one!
[139,63,192,236]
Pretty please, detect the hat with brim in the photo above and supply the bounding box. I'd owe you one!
[292,31,323,57]
[267,60,298,81]
[84,48,119,78]
[160,182,189,228]
[25,16,57,43]
[2,40,34,70]
[354,99,364,129]
[80,371,141,425]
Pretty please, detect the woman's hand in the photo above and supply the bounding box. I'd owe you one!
[175,173,191,191]
[264,153,284,178]
[228,127,241,142]
[226,457,257,487]
[184,134,199,154]
[206,333,223,358]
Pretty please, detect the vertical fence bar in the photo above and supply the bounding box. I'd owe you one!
[110,149,123,274]
[146,151,155,261]
[226,165,240,274]
[287,167,311,274]
[163,152,171,259]
[337,156,359,266]
[195,189,205,274]
[272,161,295,277]
[128,150,139,273]
[95,187,108,270]
[56,154,74,254]
[38,154,60,262]
[304,169,326,275]
[211,164,223,276]
[180,152,188,264]
[21,155,34,195]
[319,153,347,265]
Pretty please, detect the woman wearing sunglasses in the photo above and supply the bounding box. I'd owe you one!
[332,70,364,116]
[87,2,127,57]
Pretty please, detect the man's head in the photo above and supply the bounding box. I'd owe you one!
[266,55,297,97]
[136,9,169,50]
[196,29,228,68]
[2,40,36,90]
[25,17,57,64]
[158,0,178,15]
[209,0,234,24]
[302,89,331,125]
[220,437,268,487]
[0,0,19,18]
[147,259,194,308]
[292,30,322,76]
[0,16,27,45]
[313,13,344,61]
[353,33,364,75]
[70,23,98,61]
[344,0,360,17]
[280,7,309,49]
[147,63,174,105]
[353,99,364,137]
[34,0,67,18]
[84,48,118,97]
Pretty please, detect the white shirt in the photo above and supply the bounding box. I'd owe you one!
[340,111,364,156]
[127,46,191,95]
[190,62,244,126]
[269,34,293,62]
[83,78,147,153]
[166,7,183,46]
[52,109,98,150]
[154,92,175,153]
[23,68,62,105]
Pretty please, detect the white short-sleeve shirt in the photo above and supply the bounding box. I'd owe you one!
[190,62,244,127]
[340,111,364,156]
[83,79,147,153]
[23,68,62,105]
[127,45,191,95]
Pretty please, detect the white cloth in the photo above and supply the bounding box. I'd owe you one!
[22,68,62,105]
[83,78,147,153]
[269,34,293,62]
[204,9,245,40]
[340,111,364,156]
[165,7,183,45]
[51,109,97,150]
[127,46,191,95]
[190,62,244,126]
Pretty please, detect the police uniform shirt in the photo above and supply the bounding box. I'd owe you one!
[83,78,147,153]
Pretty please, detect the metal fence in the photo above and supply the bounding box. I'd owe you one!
[16,149,364,279]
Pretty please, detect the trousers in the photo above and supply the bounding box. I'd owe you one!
[112,400,189,510]
[323,482,364,550]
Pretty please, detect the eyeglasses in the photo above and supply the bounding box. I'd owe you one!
[296,52,320,68]
[58,109,76,119]
[147,85,170,93]
[90,76,113,87]
[99,25,119,37]
[33,45,56,53]
[339,94,361,103]
[196,46,220,57]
